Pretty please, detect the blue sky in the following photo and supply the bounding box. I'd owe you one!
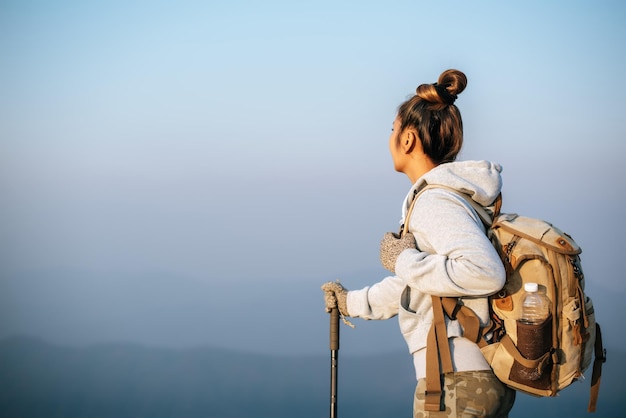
[1,1,625,356]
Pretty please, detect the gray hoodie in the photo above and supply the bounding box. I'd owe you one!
[346,160,506,379]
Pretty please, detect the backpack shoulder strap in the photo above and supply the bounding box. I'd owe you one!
[403,184,499,235]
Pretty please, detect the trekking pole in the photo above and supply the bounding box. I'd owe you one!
[329,307,339,418]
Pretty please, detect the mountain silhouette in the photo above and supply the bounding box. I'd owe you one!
[0,336,617,417]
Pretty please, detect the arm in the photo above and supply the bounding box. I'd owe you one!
[346,274,404,320]
[395,189,505,298]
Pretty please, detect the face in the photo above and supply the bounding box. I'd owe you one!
[389,117,406,173]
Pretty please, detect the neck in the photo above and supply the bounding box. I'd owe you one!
[404,156,437,184]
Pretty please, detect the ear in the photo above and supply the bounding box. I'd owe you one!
[401,129,418,154]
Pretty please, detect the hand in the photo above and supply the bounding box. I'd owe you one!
[321,281,349,317]
[380,231,416,273]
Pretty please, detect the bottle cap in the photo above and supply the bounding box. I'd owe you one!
[524,282,539,292]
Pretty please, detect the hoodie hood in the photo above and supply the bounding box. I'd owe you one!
[401,160,502,221]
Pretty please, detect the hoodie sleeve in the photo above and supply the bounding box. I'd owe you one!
[346,274,404,320]
[394,189,505,297]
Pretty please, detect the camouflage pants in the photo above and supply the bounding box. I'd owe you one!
[414,370,516,418]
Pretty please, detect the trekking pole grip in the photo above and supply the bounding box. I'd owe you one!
[330,307,340,418]
[330,308,339,350]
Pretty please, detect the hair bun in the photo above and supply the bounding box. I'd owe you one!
[433,82,457,105]
[414,69,467,107]
[435,69,467,105]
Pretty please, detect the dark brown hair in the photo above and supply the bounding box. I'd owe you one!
[396,69,467,165]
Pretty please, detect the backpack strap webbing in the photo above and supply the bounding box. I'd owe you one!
[426,296,496,411]
[588,323,606,413]
[441,297,487,348]
[424,296,454,411]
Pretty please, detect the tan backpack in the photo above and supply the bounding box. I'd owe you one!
[404,185,605,413]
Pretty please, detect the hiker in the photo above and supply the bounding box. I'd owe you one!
[322,69,516,417]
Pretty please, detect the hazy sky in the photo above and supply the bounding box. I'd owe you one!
[1,1,625,357]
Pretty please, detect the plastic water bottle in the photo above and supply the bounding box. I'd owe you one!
[520,282,551,325]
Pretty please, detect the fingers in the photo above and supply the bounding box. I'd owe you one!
[382,232,396,242]
[324,292,338,312]
[322,281,345,313]
[321,281,345,293]
[321,281,350,319]
[380,231,417,273]
[402,232,416,245]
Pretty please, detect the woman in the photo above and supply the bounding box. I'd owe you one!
[322,69,516,417]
